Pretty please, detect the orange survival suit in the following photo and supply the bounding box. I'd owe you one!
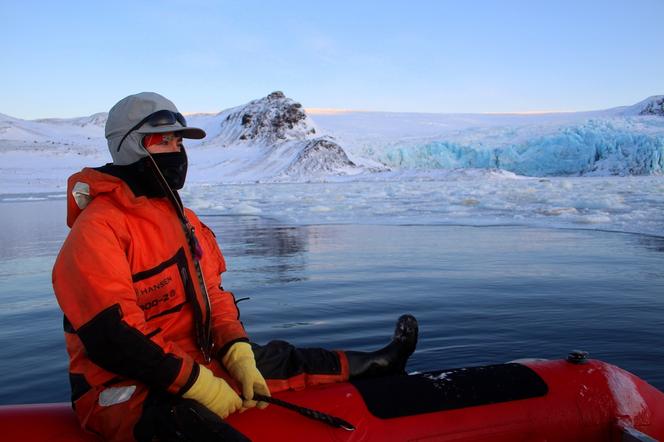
[52,168,349,441]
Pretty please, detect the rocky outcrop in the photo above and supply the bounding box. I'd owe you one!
[219,91,316,144]
[282,138,356,177]
[639,96,664,116]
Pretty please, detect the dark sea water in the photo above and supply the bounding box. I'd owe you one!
[1,198,663,405]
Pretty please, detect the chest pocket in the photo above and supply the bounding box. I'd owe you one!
[132,248,195,321]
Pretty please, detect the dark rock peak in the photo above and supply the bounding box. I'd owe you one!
[226,91,314,143]
[268,91,286,100]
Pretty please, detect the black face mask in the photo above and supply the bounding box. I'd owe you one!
[151,149,188,190]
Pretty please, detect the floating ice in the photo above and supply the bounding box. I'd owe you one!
[179,172,664,237]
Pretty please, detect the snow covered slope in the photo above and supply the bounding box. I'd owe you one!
[0,111,108,193]
[609,95,664,117]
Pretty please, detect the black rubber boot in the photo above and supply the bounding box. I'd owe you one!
[346,314,418,379]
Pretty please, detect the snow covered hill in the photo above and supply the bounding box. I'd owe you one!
[185,91,379,183]
[609,95,664,117]
[0,94,662,193]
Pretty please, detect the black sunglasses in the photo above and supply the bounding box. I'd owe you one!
[116,110,187,152]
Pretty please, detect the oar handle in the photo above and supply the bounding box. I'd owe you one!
[252,393,355,431]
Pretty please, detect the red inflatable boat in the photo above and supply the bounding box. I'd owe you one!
[1,357,662,441]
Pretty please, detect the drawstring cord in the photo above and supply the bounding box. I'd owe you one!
[146,152,213,363]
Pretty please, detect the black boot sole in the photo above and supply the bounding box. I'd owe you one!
[393,314,419,358]
[347,314,419,379]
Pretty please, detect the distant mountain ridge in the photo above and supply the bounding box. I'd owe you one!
[3,94,663,127]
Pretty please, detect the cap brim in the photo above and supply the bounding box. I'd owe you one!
[136,124,206,139]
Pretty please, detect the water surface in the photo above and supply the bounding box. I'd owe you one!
[0,199,662,405]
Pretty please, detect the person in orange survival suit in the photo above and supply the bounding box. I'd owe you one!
[52,92,418,442]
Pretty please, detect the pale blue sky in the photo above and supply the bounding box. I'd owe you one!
[2,0,662,119]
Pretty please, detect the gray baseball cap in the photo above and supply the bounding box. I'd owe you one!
[105,92,206,165]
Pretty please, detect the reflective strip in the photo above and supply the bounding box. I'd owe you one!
[72,181,91,210]
[98,385,136,407]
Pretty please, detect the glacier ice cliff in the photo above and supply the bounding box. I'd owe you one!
[373,119,664,176]
[310,95,664,177]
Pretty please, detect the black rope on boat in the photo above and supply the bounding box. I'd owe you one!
[252,393,355,431]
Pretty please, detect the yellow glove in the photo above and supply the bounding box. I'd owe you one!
[222,342,271,409]
[183,365,242,419]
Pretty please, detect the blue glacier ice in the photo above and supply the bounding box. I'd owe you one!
[374,118,664,177]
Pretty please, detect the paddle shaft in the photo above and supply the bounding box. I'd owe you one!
[252,393,355,431]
